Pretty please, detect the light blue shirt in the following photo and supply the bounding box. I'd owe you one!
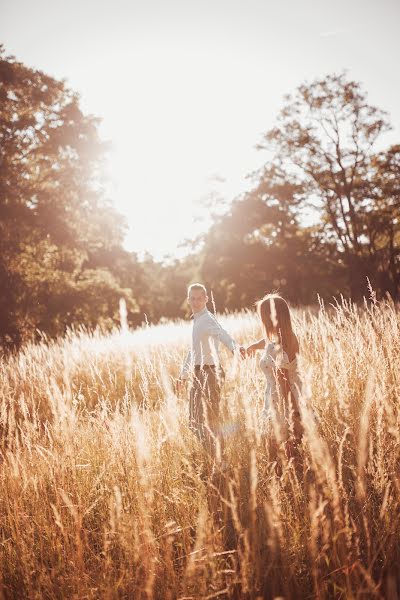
[180,308,237,379]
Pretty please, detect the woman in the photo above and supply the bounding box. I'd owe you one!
[246,294,302,446]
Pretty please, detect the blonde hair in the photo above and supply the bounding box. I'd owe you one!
[187,283,207,297]
[256,294,299,361]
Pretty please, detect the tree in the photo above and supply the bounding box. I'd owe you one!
[366,145,400,297]
[0,46,138,347]
[261,72,395,299]
[198,165,341,309]
[134,252,201,323]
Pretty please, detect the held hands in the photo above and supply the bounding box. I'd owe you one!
[245,343,259,357]
[245,338,266,357]
[237,343,259,359]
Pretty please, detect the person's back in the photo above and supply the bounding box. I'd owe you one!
[259,340,301,416]
[246,294,302,439]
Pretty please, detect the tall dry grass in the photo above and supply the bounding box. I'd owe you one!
[0,298,399,599]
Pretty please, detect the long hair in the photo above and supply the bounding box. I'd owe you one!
[256,294,299,361]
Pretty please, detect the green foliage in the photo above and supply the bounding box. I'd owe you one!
[261,72,399,299]
[195,73,399,306]
[0,46,139,348]
[135,253,202,322]
[197,166,344,308]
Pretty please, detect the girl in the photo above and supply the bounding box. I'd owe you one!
[246,294,302,443]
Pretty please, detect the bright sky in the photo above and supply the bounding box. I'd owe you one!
[1,0,399,260]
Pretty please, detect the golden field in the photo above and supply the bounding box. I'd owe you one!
[0,298,399,599]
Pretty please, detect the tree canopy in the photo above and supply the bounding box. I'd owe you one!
[0,46,139,348]
[195,73,399,306]
[259,73,399,299]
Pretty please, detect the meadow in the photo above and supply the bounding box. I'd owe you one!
[0,298,399,599]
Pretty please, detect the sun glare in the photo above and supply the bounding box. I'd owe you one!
[96,40,266,259]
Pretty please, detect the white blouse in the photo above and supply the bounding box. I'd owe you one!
[259,342,301,416]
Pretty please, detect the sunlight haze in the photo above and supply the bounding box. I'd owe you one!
[1,0,399,259]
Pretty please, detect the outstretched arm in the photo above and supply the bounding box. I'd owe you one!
[246,338,265,356]
[206,314,237,354]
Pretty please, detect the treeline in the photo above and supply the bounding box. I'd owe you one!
[1,46,399,349]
